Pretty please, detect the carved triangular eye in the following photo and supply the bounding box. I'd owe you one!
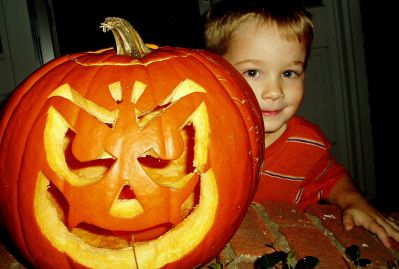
[44,106,116,186]
[45,83,123,187]
[64,129,115,178]
[138,125,195,189]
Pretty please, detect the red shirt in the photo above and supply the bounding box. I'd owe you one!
[253,116,348,209]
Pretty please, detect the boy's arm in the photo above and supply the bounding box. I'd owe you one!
[328,176,399,248]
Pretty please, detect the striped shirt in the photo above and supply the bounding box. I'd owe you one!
[253,115,348,209]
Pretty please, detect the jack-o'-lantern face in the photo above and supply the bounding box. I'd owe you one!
[34,79,218,267]
[0,18,264,269]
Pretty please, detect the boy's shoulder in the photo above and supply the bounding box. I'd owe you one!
[287,115,330,147]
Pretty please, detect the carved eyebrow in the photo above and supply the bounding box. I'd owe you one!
[132,79,206,105]
[135,79,207,128]
[160,79,207,104]
[49,79,207,129]
[49,83,119,125]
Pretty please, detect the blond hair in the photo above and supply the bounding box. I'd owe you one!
[204,0,314,56]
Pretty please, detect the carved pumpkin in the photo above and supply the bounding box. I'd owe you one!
[0,18,264,268]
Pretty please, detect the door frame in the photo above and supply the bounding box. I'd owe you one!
[330,0,375,198]
[0,0,54,103]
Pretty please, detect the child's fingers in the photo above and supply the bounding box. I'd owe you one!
[386,216,399,230]
[379,217,399,242]
[342,210,355,230]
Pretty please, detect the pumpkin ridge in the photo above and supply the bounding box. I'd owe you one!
[74,53,193,67]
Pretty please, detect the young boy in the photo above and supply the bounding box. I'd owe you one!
[204,0,399,248]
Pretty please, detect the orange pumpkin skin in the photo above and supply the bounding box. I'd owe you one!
[0,44,264,268]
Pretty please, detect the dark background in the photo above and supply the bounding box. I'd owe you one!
[51,0,205,55]
[359,0,397,212]
[50,0,397,212]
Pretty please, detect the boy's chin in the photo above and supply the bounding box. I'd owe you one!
[263,120,286,134]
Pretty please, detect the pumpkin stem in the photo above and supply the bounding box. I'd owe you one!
[100,17,151,58]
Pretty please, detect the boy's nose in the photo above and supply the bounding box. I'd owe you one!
[261,83,284,101]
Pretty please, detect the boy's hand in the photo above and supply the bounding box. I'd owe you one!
[342,204,399,248]
[328,176,399,248]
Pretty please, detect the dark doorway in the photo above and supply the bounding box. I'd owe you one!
[360,0,397,213]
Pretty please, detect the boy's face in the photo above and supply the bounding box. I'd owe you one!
[223,20,307,138]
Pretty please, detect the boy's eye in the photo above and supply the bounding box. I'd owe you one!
[244,69,260,78]
[282,70,297,78]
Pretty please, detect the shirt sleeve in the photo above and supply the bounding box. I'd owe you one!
[297,149,349,209]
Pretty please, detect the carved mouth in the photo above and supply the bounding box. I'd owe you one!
[34,169,217,268]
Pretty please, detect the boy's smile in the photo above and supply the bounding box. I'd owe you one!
[262,109,283,116]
